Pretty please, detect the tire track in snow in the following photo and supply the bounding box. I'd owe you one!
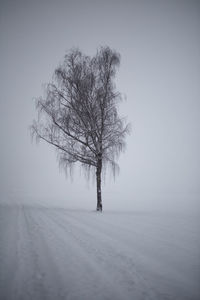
[39,207,158,300]
[51,209,197,300]
[1,205,199,300]
[46,209,167,299]
[22,206,68,300]
[34,207,134,300]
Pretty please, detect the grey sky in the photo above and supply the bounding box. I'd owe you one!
[0,0,199,211]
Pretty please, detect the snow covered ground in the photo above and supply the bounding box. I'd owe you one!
[0,203,199,300]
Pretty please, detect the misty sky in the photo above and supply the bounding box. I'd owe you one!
[0,0,199,211]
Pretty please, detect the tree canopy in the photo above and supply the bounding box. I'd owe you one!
[31,46,130,210]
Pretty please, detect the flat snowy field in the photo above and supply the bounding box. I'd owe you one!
[0,203,199,300]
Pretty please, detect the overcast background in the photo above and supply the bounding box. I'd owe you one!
[0,0,199,212]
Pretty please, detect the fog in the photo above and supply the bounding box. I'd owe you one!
[0,3,200,298]
[0,0,200,212]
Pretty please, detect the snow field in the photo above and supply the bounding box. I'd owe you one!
[0,203,199,300]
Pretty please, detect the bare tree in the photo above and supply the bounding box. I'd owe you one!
[31,46,130,211]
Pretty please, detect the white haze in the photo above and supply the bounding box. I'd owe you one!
[0,0,200,213]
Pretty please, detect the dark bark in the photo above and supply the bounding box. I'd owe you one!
[96,155,102,211]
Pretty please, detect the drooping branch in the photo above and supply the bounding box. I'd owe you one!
[31,46,130,181]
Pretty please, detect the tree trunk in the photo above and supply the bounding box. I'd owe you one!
[96,156,102,211]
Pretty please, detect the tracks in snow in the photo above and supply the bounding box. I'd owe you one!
[0,204,199,300]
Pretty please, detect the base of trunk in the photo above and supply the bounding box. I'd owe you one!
[96,202,102,212]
